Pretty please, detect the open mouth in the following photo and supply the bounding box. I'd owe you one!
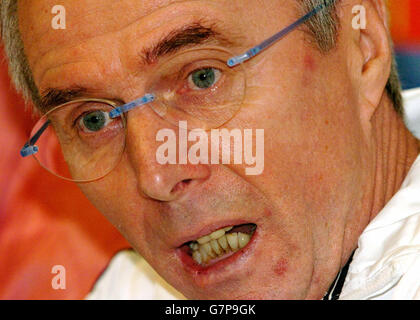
[182,223,257,266]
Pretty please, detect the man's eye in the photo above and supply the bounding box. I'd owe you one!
[188,67,221,90]
[78,110,110,132]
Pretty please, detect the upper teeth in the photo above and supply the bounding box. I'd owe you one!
[189,226,252,265]
[196,226,232,244]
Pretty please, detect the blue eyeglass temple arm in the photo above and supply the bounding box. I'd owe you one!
[109,93,155,119]
[227,0,336,67]
[20,119,51,157]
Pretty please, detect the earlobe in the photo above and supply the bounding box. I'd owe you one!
[358,0,391,120]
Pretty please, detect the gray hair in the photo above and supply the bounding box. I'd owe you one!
[1,0,403,114]
[1,0,41,108]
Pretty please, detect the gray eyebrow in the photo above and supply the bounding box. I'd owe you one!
[138,21,235,65]
[40,87,88,114]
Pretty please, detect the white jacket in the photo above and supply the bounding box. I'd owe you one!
[87,89,420,300]
[340,88,420,299]
[340,154,420,299]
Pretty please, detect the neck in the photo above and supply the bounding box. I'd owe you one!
[369,94,420,221]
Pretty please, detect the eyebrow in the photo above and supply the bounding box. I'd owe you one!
[40,21,236,113]
[139,21,233,65]
[40,87,88,114]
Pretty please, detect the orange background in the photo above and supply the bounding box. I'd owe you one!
[389,0,420,46]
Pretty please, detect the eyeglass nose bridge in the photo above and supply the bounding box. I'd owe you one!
[109,93,156,119]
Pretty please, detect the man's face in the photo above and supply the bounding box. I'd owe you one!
[20,0,374,299]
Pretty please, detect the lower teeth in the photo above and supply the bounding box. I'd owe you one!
[189,231,252,265]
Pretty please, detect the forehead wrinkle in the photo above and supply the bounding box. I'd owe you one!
[28,0,217,78]
[33,1,243,89]
[20,0,187,55]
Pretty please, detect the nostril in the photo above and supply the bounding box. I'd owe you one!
[171,179,193,194]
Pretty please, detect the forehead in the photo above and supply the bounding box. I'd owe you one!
[19,0,258,85]
[19,0,185,39]
[18,0,203,60]
[18,0,295,61]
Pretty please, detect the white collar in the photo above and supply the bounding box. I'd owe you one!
[340,154,420,299]
[340,88,420,299]
[403,87,420,139]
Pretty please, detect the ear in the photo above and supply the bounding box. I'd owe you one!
[357,0,391,121]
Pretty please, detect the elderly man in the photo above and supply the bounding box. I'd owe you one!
[1,0,419,300]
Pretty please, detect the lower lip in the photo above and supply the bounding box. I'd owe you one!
[177,229,258,276]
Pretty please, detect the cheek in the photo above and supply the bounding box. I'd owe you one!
[77,164,138,226]
[304,54,316,72]
[273,258,288,277]
[78,181,122,225]
[302,54,317,87]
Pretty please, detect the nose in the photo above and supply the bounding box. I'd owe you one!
[125,108,211,202]
[137,163,210,201]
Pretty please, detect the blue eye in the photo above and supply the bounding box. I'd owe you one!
[79,110,110,132]
[189,68,221,90]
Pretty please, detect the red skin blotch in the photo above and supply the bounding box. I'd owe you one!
[274,258,288,277]
[302,54,317,87]
[304,54,316,72]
